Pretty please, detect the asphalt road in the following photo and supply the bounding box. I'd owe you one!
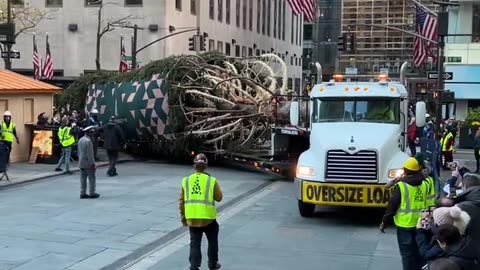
[0,154,476,270]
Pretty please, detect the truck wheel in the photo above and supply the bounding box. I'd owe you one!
[298,200,315,217]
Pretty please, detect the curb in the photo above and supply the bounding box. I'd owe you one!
[0,158,136,190]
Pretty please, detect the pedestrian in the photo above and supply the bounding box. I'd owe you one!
[78,126,100,199]
[179,153,223,270]
[408,118,418,156]
[416,206,473,266]
[427,224,477,270]
[415,153,437,208]
[85,109,101,160]
[469,127,480,173]
[441,127,455,170]
[438,175,480,262]
[380,157,428,270]
[55,116,75,174]
[430,258,461,270]
[1,111,19,164]
[100,116,125,176]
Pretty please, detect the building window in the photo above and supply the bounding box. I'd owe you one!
[191,0,196,15]
[299,17,302,46]
[125,0,142,5]
[242,0,247,29]
[46,0,62,7]
[262,0,266,35]
[256,0,261,33]
[277,0,282,38]
[295,78,301,94]
[85,0,100,5]
[242,46,247,57]
[226,43,231,55]
[256,49,260,56]
[209,39,215,51]
[217,41,224,53]
[24,98,34,124]
[262,49,265,54]
[304,24,312,41]
[282,0,286,40]
[209,0,214,19]
[235,45,240,56]
[0,100,8,114]
[295,16,299,45]
[473,4,480,42]
[248,47,253,56]
[249,0,253,31]
[288,78,293,90]
[236,0,240,27]
[226,0,231,24]
[273,0,277,38]
[218,0,223,21]
[176,0,182,11]
[266,0,271,36]
[291,15,295,44]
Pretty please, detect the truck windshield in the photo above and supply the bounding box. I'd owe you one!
[311,98,400,124]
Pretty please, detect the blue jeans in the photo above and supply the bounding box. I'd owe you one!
[57,147,72,171]
[397,228,423,270]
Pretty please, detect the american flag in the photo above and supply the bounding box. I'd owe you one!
[413,4,438,67]
[287,0,317,22]
[119,36,128,73]
[33,35,41,80]
[43,35,54,80]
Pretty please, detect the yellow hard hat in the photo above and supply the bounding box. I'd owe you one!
[404,157,420,171]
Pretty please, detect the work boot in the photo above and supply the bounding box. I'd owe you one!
[89,193,101,199]
[209,263,221,270]
[55,168,63,172]
[80,194,89,199]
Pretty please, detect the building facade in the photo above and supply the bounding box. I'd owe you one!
[302,0,341,81]
[338,0,436,76]
[444,0,480,120]
[5,0,303,92]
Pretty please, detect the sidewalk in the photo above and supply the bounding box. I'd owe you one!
[0,149,135,188]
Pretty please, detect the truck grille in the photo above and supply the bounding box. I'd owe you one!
[326,150,378,181]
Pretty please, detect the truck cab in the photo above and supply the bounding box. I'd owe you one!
[291,63,427,217]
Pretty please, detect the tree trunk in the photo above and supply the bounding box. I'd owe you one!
[95,7,102,70]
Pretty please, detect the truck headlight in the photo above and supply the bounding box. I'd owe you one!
[297,166,315,176]
[388,169,404,179]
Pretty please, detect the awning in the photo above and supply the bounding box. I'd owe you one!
[445,65,480,100]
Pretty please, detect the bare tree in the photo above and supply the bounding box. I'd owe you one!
[0,1,53,69]
[94,1,135,70]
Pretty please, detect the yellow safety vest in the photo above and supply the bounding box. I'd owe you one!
[1,122,15,142]
[182,173,217,220]
[394,181,428,228]
[425,176,436,208]
[440,132,454,152]
[58,127,75,147]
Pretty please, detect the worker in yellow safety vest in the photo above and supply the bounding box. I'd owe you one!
[1,111,19,164]
[440,126,455,170]
[415,153,437,209]
[55,116,76,174]
[179,153,223,270]
[380,157,428,270]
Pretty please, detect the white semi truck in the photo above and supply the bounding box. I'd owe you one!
[288,62,427,217]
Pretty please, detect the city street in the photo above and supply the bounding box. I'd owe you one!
[0,150,475,270]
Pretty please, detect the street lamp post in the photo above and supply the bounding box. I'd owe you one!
[5,0,11,70]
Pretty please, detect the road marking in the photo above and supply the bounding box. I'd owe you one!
[122,181,282,270]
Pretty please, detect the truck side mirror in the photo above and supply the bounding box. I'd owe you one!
[290,101,299,126]
[415,101,426,127]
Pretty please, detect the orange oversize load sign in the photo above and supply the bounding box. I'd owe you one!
[302,181,391,207]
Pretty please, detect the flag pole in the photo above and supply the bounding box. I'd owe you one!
[410,0,438,16]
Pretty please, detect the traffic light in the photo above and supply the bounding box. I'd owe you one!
[188,36,195,51]
[349,33,356,53]
[337,33,347,52]
[199,35,206,51]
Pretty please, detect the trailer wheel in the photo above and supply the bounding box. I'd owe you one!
[298,200,315,217]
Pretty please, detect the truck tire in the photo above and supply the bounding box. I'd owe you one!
[298,200,315,217]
